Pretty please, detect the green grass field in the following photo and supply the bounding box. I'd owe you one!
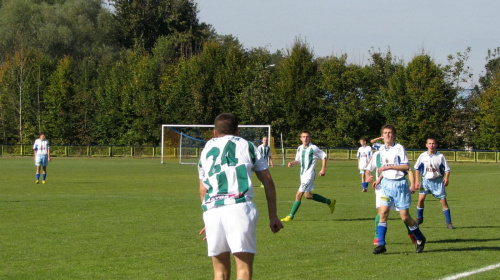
[1,157,499,279]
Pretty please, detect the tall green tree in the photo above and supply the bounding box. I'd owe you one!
[273,39,321,145]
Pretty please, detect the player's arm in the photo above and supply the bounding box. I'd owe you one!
[47,147,51,162]
[199,179,207,203]
[318,157,326,176]
[408,169,415,193]
[370,136,383,144]
[268,155,274,168]
[443,171,450,187]
[288,160,299,168]
[256,169,283,233]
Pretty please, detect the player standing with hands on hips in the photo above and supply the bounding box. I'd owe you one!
[33,132,51,184]
[198,113,283,280]
[280,131,336,222]
[414,137,454,229]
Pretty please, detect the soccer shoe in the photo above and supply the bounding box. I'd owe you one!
[416,218,423,225]
[35,180,39,184]
[281,216,293,222]
[42,180,46,184]
[446,223,455,229]
[373,245,387,254]
[362,188,367,192]
[373,238,379,246]
[408,234,417,244]
[329,199,336,214]
[415,238,426,253]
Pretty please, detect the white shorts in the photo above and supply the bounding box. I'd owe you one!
[298,178,315,193]
[203,201,258,257]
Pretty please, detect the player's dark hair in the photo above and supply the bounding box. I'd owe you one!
[300,130,311,136]
[39,132,46,136]
[360,136,367,142]
[214,113,238,136]
[380,124,396,135]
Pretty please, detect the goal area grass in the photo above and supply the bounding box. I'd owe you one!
[1,157,499,279]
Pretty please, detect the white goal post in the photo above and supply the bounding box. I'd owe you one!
[161,124,283,165]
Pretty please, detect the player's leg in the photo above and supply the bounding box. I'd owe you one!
[360,171,368,192]
[42,166,47,183]
[440,198,454,229]
[35,165,41,183]
[211,253,231,280]
[282,191,303,221]
[399,209,426,253]
[373,206,390,253]
[416,193,426,225]
[233,252,254,280]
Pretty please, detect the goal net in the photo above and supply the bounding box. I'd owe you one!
[161,124,283,165]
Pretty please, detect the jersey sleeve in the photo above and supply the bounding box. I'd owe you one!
[439,154,451,175]
[414,154,424,173]
[314,146,327,160]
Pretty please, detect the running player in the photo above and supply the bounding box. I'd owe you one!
[280,131,336,222]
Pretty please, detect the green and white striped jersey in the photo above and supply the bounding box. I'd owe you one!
[295,143,326,180]
[198,135,267,212]
[257,144,271,164]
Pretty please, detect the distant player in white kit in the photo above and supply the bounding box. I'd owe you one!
[198,113,283,280]
[257,136,274,187]
[33,132,51,184]
[414,137,454,229]
[280,131,336,222]
[357,137,372,192]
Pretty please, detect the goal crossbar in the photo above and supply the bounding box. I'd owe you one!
[161,124,271,164]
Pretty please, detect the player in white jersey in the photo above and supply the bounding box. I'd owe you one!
[257,136,274,188]
[357,137,372,192]
[365,124,426,254]
[414,137,454,229]
[33,132,51,184]
[365,150,417,246]
[280,131,336,222]
[197,113,283,280]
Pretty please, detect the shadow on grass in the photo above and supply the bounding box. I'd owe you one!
[425,246,500,252]
[429,237,500,243]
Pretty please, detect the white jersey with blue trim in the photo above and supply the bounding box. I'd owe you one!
[295,143,326,180]
[198,135,267,211]
[33,139,50,155]
[357,146,372,169]
[414,152,450,179]
[377,143,409,180]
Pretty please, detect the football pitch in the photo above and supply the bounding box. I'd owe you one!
[1,157,499,279]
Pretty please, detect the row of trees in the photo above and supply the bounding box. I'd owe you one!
[1,0,499,149]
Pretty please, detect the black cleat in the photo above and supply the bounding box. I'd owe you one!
[446,223,455,229]
[416,218,423,225]
[415,238,426,253]
[373,245,387,254]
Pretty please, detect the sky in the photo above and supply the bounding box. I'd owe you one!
[196,0,500,87]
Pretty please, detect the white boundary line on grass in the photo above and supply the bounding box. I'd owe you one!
[440,263,500,280]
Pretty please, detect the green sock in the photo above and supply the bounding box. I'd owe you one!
[312,193,330,204]
[374,214,380,239]
[290,201,301,217]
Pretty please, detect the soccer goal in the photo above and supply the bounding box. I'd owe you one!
[160,124,283,165]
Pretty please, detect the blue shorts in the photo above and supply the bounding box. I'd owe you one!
[35,155,49,167]
[379,177,412,210]
[419,177,447,200]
